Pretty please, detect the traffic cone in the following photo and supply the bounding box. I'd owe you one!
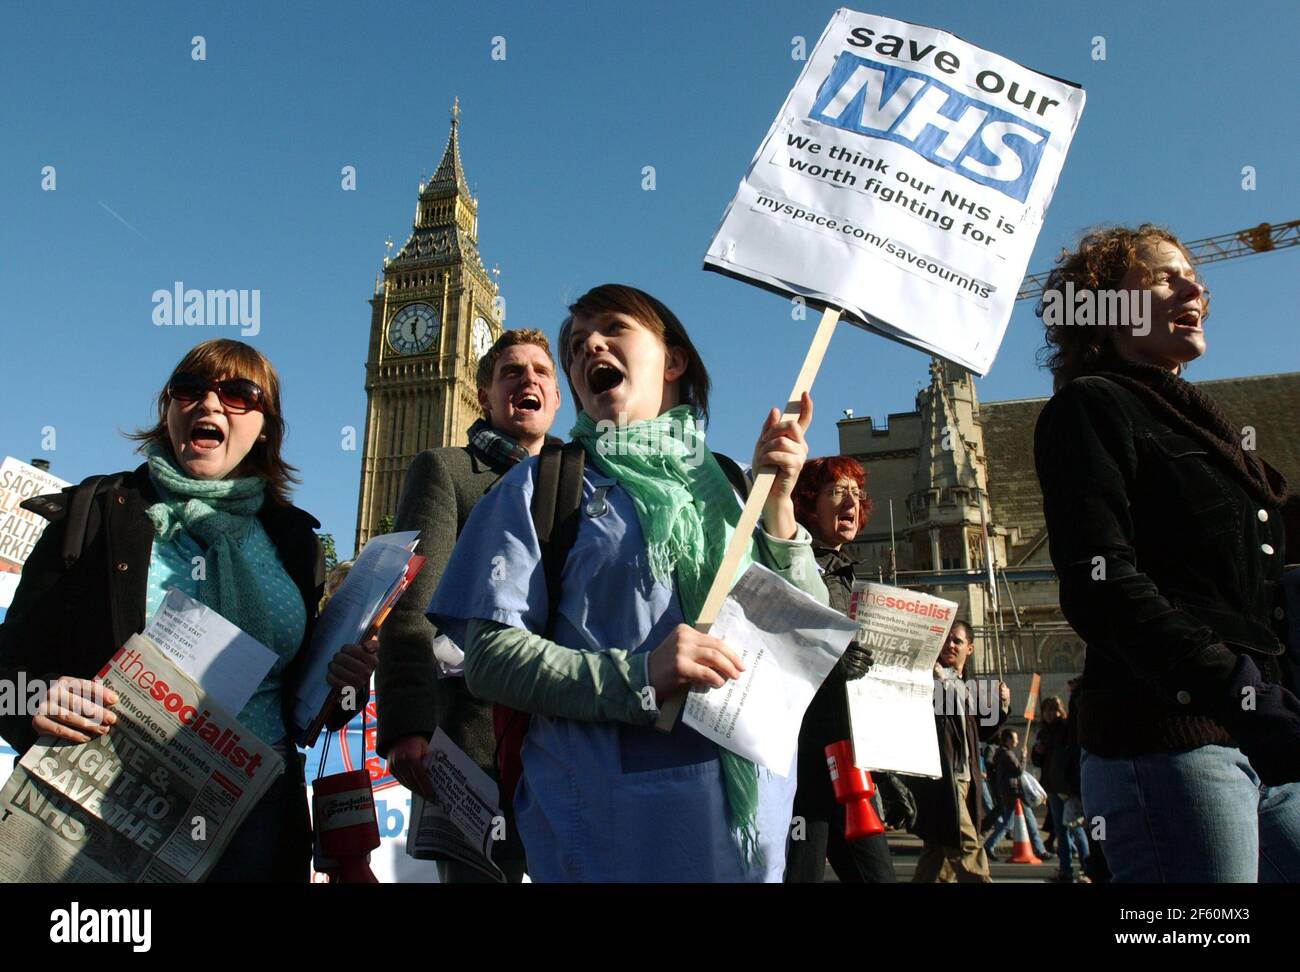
[1008,798,1042,864]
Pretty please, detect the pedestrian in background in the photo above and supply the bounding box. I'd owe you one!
[1032,696,1091,882]
[785,455,916,883]
[982,728,1048,862]
[906,621,1009,882]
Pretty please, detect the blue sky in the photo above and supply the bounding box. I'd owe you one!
[2,0,1296,556]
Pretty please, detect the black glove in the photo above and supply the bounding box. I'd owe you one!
[838,643,874,681]
[873,771,918,831]
[1217,654,1300,787]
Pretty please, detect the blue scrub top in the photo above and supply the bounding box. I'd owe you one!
[429,456,797,882]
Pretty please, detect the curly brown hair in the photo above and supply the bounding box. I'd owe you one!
[1036,224,1208,390]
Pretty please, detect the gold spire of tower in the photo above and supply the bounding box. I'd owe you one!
[427,97,471,200]
[354,101,503,551]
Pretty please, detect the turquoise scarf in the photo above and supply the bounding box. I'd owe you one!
[144,447,275,650]
[571,406,764,868]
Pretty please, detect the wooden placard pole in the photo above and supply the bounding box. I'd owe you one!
[654,304,842,731]
[1020,672,1041,761]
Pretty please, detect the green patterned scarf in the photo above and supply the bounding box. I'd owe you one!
[144,446,274,650]
[570,405,764,868]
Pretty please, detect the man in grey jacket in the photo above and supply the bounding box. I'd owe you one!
[377,328,560,882]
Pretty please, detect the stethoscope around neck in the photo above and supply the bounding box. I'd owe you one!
[585,484,612,518]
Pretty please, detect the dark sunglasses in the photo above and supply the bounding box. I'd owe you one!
[168,373,265,413]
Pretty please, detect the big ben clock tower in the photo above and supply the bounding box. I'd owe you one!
[354,99,503,550]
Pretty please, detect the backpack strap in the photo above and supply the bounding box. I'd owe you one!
[495,442,586,811]
[34,473,127,568]
[499,446,743,807]
[531,441,587,638]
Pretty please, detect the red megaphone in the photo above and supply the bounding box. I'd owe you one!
[824,738,885,840]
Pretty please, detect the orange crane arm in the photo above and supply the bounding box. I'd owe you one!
[1016,219,1300,301]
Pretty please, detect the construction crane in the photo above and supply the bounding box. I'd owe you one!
[1016,219,1300,301]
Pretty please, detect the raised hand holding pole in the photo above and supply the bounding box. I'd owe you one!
[654,304,841,731]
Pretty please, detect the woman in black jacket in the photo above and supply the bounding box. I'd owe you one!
[784,455,915,882]
[1031,697,1090,881]
[1033,225,1300,882]
[0,339,376,881]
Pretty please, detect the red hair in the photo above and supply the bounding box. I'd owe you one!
[792,456,873,534]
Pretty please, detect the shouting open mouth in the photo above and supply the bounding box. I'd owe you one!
[587,361,625,397]
[188,422,226,452]
[513,392,542,413]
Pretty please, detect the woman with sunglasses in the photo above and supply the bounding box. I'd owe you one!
[428,284,827,882]
[0,339,376,882]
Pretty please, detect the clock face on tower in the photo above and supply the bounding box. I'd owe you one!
[387,303,439,355]
[471,316,493,360]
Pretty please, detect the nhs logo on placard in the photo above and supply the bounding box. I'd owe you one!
[808,53,1049,203]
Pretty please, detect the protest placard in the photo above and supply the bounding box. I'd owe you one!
[704,8,1085,374]
[656,12,1082,731]
[0,457,69,575]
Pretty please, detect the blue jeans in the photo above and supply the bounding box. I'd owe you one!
[1082,745,1300,883]
[983,801,1047,857]
[978,754,994,815]
[1047,792,1090,877]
